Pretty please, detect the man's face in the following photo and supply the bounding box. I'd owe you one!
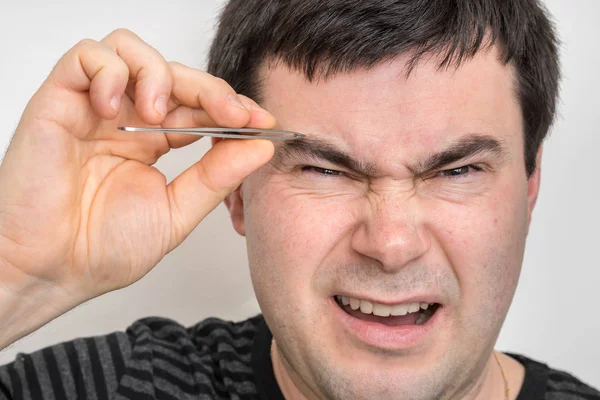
[226,47,540,399]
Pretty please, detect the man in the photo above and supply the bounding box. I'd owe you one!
[0,0,597,399]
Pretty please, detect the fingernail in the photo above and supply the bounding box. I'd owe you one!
[228,94,247,110]
[110,95,121,112]
[154,95,168,115]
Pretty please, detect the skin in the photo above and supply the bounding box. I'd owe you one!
[224,47,539,399]
[0,29,535,400]
[0,30,276,349]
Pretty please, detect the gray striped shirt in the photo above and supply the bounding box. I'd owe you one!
[0,315,598,399]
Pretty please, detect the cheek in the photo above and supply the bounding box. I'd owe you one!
[426,180,529,319]
[242,176,361,308]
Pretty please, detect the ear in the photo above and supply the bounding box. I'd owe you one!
[224,185,246,236]
[212,138,246,236]
[526,146,543,229]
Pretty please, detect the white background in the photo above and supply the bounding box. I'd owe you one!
[0,0,598,389]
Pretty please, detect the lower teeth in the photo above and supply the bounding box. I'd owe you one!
[415,313,428,325]
[415,305,437,325]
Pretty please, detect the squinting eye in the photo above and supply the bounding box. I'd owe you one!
[300,166,345,177]
[437,165,482,178]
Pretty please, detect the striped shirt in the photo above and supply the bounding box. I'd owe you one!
[0,314,598,399]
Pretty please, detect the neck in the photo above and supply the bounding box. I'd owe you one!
[271,340,320,400]
[270,341,524,400]
[458,352,507,400]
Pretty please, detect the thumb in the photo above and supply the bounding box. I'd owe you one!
[165,139,274,251]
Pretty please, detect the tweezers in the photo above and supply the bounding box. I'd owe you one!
[118,126,305,141]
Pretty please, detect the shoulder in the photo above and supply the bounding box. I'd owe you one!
[545,368,600,400]
[121,315,264,399]
[0,316,264,400]
[124,314,264,367]
[509,353,600,400]
[126,314,263,350]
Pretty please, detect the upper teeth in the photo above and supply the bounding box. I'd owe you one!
[338,296,432,317]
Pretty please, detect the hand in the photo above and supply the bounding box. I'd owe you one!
[0,29,275,318]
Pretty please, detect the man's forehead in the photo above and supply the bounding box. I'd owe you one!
[259,45,520,176]
[259,44,516,105]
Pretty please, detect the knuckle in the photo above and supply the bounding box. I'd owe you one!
[213,76,226,86]
[115,58,130,77]
[238,94,259,106]
[109,28,137,40]
[167,61,185,75]
[147,63,172,89]
[213,76,234,92]
[160,62,174,81]
[166,69,174,87]
[74,38,99,50]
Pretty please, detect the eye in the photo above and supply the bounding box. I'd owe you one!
[300,166,345,177]
[437,165,482,178]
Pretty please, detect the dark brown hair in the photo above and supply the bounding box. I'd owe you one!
[208,0,561,176]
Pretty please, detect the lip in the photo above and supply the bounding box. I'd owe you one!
[329,296,442,350]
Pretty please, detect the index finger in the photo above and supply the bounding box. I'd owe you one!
[168,62,275,129]
[161,95,278,149]
[100,29,173,125]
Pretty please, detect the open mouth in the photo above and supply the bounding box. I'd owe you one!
[334,295,441,327]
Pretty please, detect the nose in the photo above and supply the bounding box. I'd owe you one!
[350,195,431,273]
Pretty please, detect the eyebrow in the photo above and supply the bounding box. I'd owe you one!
[411,134,506,175]
[273,137,379,176]
[273,133,506,177]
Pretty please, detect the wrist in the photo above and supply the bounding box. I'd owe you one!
[0,252,77,350]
